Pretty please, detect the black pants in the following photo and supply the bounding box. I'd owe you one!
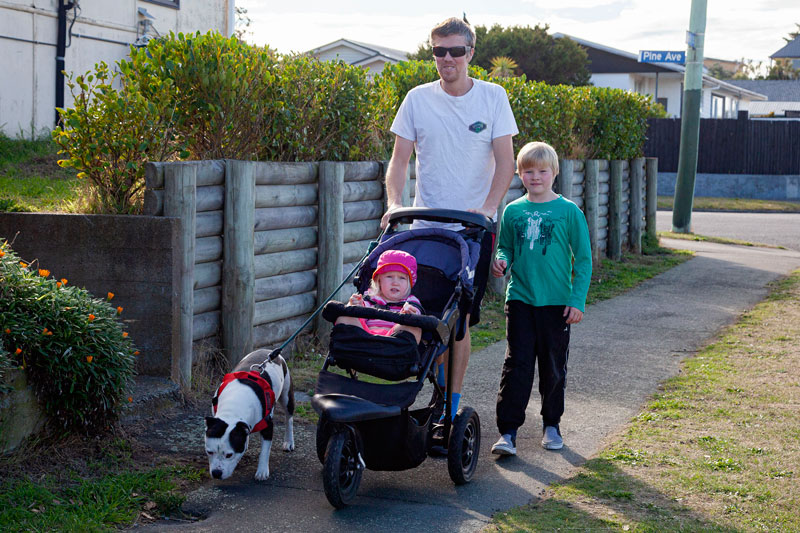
[496,301,570,435]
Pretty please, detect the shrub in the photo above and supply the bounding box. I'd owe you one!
[0,241,137,433]
[126,32,277,161]
[53,62,183,214]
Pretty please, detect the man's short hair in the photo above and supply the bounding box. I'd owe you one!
[517,142,560,176]
[430,17,476,48]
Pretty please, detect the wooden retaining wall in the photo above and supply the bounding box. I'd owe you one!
[145,157,656,382]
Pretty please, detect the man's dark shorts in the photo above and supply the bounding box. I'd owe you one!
[463,223,496,327]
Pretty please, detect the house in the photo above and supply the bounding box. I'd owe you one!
[770,34,800,70]
[725,80,800,118]
[308,39,409,77]
[554,34,766,119]
[0,0,234,138]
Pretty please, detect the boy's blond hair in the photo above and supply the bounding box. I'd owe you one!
[516,141,559,176]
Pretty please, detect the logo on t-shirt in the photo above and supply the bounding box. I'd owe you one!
[468,121,487,133]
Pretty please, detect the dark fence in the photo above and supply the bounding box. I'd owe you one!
[644,116,800,174]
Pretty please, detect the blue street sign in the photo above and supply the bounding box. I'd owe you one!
[638,50,686,64]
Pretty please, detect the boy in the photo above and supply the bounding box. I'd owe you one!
[490,141,592,455]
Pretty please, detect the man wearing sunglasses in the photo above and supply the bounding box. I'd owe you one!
[381,17,518,423]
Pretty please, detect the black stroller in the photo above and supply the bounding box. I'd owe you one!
[313,207,492,508]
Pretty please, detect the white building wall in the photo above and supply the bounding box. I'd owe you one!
[316,45,369,65]
[0,0,230,138]
[590,73,633,91]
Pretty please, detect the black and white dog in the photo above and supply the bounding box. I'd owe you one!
[205,349,295,480]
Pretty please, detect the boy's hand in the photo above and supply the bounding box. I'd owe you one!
[347,293,364,307]
[491,259,507,278]
[563,306,583,324]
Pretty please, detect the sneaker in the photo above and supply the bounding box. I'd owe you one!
[541,426,563,450]
[491,434,517,456]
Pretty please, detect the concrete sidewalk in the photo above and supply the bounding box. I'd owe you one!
[133,239,800,532]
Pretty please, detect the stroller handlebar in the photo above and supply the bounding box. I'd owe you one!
[322,301,442,332]
[387,207,493,231]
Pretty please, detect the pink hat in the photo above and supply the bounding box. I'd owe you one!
[372,249,418,287]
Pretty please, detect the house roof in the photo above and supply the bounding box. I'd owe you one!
[308,38,409,63]
[726,80,800,102]
[748,101,800,116]
[554,33,767,101]
[770,35,800,59]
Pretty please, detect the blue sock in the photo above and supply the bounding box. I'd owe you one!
[437,363,446,388]
[449,392,461,421]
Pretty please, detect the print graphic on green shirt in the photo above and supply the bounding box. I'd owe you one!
[514,210,560,256]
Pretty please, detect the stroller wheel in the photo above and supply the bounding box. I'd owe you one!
[447,406,480,485]
[323,428,363,509]
[315,418,333,464]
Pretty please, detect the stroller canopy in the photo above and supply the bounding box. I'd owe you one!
[358,227,480,294]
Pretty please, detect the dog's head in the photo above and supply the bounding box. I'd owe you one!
[204,416,250,479]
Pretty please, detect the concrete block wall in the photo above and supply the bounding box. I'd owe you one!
[0,213,181,376]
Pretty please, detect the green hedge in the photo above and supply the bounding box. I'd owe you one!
[0,241,137,433]
[54,32,664,213]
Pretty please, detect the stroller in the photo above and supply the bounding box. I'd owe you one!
[313,207,492,508]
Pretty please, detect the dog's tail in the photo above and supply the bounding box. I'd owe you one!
[279,357,295,416]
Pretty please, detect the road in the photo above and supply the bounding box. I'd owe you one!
[656,210,800,251]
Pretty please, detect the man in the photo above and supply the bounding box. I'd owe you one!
[380,16,518,421]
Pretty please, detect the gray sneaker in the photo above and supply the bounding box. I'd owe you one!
[542,426,563,450]
[491,434,517,456]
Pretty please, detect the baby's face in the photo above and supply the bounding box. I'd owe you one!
[378,271,411,302]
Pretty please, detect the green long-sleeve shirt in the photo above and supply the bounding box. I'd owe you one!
[496,195,592,312]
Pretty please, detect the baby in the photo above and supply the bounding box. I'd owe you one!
[336,249,423,343]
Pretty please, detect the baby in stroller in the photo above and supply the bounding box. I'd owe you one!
[335,249,423,343]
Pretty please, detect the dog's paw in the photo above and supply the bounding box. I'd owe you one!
[254,468,270,481]
[283,440,295,452]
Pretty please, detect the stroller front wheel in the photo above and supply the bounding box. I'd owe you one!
[323,428,363,508]
[447,406,480,485]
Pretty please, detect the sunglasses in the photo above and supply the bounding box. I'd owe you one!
[432,46,472,58]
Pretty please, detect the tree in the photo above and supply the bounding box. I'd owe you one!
[766,58,799,80]
[411,24,591,86]
[489,56,519,78]
[783,22,800,42]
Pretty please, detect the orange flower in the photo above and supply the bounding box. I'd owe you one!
[0,250,5,258]
[122,332,128,338]
[128,397,133,403]
[88,314,95,322]
[15,347,22,355]
[38,269,50,277]
[20,261,27,268]
[134,351,140,356]
[4,328,10,334]
[116,306,123,314]
[61,278,68,285]
[86,356,93,363]
[107,292,114,300]
[56,282,62,287]
[42,328,53,336]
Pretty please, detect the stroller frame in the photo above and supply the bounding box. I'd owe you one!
[312,207,492,508]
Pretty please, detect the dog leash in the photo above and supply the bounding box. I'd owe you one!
[251,237,383,373]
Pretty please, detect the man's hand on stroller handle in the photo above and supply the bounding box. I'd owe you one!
[380,203,403,229]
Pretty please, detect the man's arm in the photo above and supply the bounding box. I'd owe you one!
[381,135,415,228]
[471,134,515,219]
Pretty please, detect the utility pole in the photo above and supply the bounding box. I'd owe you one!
[671,0,707,233]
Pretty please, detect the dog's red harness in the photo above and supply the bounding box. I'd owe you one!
[212,371,275,433]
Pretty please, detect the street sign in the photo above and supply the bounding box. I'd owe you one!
[638,50,686,64]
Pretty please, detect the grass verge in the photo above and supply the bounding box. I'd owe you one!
[490,270,800,532]
[0,134,81,212]
[659,230,784,249]
[0,435,204,531]
[658,195,800,213]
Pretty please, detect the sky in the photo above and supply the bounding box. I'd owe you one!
[235,0,799,67]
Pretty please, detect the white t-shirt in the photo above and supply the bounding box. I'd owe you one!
[391,78,518,227]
